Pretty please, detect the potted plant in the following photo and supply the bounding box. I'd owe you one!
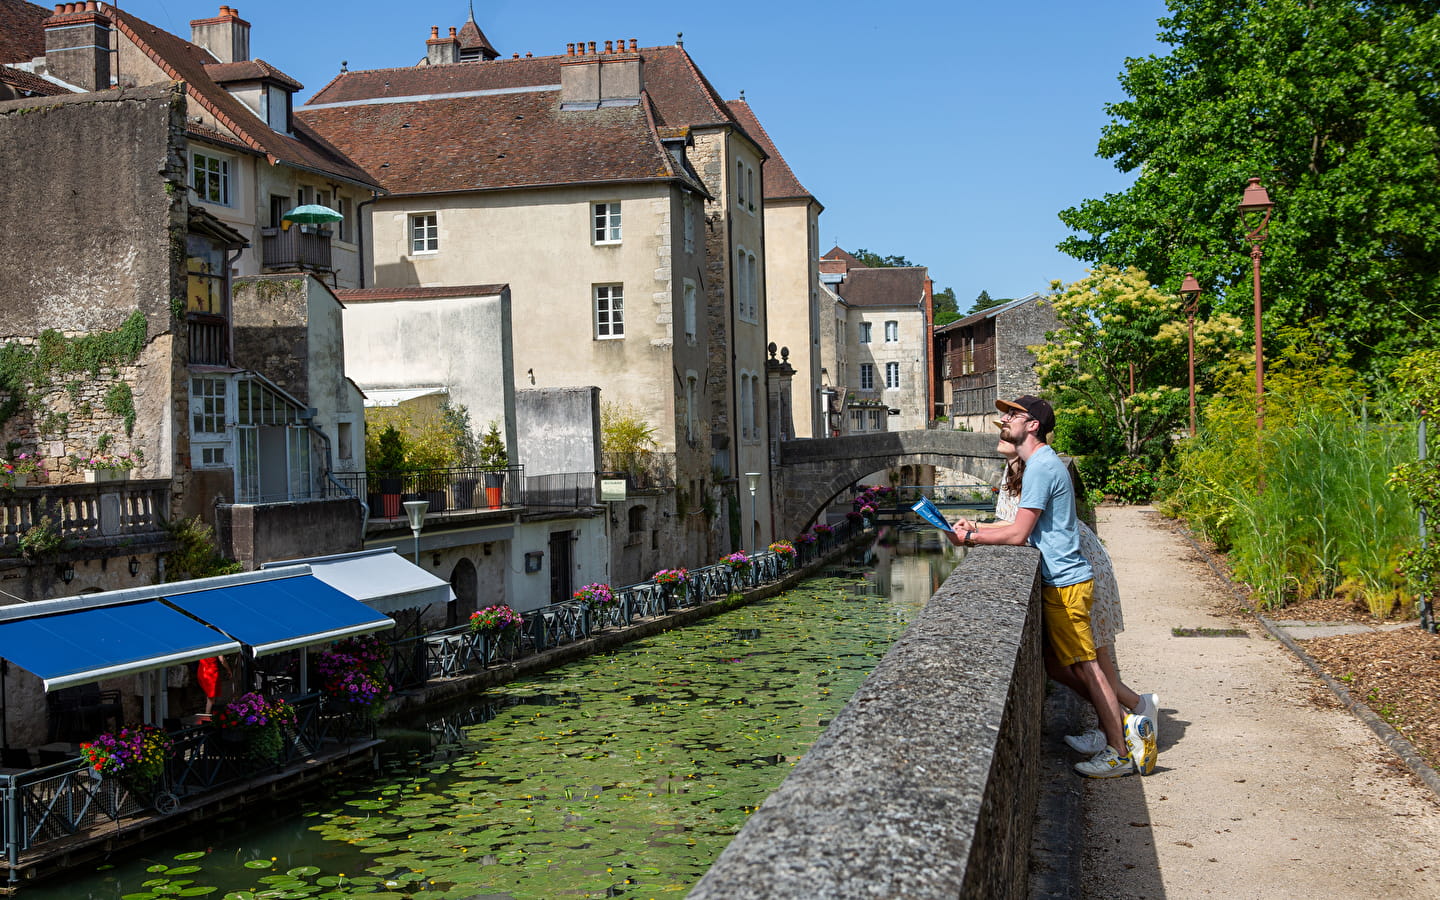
[653,568,688,605]
[73,451,139,484]
[468,603,524,661]
[372,426,407,518]
[573,582,615,628]
[214,692,296,763]
[81,724,172,787]
[768,541,796,566]
[2,453,44,488]
[479,421,508,509]
[314,638,391,719]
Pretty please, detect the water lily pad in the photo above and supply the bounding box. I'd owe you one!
[243,859,275,870]
[286,866,320,877]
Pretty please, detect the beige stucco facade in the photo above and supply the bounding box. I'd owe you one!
[846,306,930,433]
[762,198,822,438]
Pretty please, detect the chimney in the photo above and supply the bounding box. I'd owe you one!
[560,38,643,110]
[43,2,112,92]
[189,5,251,63]
[426,23,459,65]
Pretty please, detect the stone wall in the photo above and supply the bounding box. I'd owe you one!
[217,498,363,569]
[689,544,1044,899]
[232,276,311,403]
[995,297,1056,403]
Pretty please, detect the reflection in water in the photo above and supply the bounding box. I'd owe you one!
[28,533,959,900]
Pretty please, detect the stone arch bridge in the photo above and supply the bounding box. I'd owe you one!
[773,431,1006,537]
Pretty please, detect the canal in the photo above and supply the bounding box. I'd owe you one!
[33,527,959,900]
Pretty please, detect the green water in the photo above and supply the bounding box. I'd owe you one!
[34,530,958,900]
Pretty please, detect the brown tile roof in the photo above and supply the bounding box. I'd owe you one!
[823,247,865,270]
[105,6,379,189]
[306,45,739,132]
[0,0,47,66]
[0,63,65,96]
[457,16,498,60]
[300,87,686,194]
[724,98,815,204]
[335,284,508,302]
[206,59,303,92]
[836,266,929,308]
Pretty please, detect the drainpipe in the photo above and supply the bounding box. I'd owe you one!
[356,192,378,288]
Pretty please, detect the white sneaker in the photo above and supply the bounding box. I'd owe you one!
[1074,745,1133,779]
[1124,714,1158,776]
[1134,692,1160,747]
[1064,728,1105,755]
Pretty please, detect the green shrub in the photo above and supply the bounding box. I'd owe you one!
[1104,458,1155,504]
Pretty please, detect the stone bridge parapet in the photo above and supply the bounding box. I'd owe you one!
[774,430,1006,536]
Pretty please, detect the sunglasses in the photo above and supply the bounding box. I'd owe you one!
[999,410,1031,422]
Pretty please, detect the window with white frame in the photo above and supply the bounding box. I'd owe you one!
[410,213,438,253]
[683,280,697,344]
[747,252,759,320]
[190,375,229,468]
[593,201,622,244]
[859,322,872,344]
[886,362,900,388]
[736,160,746,210]
[594,284,624,338]
[190,151,232,206]
[736,248,752,322]
[869,409,884,430]
[860,363,875,390]
[849,410,865,432]
[885,320,899,342]
[747,165,756,212]
[683,194,695,254]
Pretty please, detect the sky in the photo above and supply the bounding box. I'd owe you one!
[121,0,1173,306]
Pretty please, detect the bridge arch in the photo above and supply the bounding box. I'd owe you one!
[773,431,1006,537]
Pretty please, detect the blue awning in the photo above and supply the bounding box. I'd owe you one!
[0,601,239,691]
[165,573,393,656]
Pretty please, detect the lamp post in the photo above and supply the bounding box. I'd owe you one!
[403,499,429,566]
[744,472,761,551]
[1238,177,1274,432]
[1179,273,1202,437]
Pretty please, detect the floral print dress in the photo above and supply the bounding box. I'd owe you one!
[994,486,1123,646]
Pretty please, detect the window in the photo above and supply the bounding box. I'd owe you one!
[886,362,900,389]
[850,410,864,432]
[410,213,438,253]
[860,363,875,390]
[191,376,227,435]
[336,196,352,243]
[736,248,753,322]
[337,421,353,460]
[593,202,622,244]
[685,372,698,443]
[748,253,759,320]
[885,320,899,342]
[859,322,872,344]
[595,284,624,338]
[269,194,290,228]
[869,409,884,430]
[747,166,756,211]
[264,84,291,133]
[683,195,695,253]
[185,233,226,316]
[683,280,697,344]
[736,160,745,209]
[191,151,231,206]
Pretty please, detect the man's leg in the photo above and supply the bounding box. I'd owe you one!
[1072,657,1125,753]
[1096,644,1142,712]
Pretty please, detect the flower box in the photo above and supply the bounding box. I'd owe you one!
[85,468,129,484]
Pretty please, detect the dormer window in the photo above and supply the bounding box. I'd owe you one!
[263,84,292,134]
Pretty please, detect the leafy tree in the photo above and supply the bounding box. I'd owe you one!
[1057,0,1440,378]
[478,420,509,469]
[852,248,915,269]
[967,289,1011,315]
[601,401,656,473]
[1036,266,1244,464]
[933,286,959,326]
[1389,348,1440,625]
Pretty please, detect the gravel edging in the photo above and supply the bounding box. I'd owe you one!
[1165,511,1440,803]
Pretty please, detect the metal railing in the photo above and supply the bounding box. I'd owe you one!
[187,315,228,366]
[0,693,373,866]
[600,450,676,491]
[0,480,169,548]
[260,226,333,272]
[327,465,525,518]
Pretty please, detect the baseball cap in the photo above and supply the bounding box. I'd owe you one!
[995,395,1055,438]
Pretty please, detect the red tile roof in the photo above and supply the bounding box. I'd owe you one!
[724,97,815,204]
[457,16,498,60]
[206,59,303,92]
[336,284,508,302]
[0,62,65,96]
[0,0,48,66]
[299,87,686,195]
[823,247,865,270]
[836,267,929,308]
[306,45,740,131]
[105,6,379,189]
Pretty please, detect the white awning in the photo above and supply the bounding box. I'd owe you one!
[362,386,448,408]
[261,549,455,615]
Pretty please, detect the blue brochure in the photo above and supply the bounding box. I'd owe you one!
[910,496,954,533]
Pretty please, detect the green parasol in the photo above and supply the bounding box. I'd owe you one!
[281,204,344,225]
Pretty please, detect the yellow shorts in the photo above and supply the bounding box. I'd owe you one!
[1043,580,1097,666]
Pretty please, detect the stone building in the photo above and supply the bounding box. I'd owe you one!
[301,21,781,574]
[725,97,824,439]
[821,248,935,435]
[934,292,1055,432]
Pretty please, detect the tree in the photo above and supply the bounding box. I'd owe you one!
[1057,0,1440,379]
[967,290,1009,315]
[933,286,959,326]
[1035,266,1244,465]
[852,248,915,269]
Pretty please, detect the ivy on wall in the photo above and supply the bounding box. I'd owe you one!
[0,310,147,429]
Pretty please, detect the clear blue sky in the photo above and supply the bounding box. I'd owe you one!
[128,0,1170,306]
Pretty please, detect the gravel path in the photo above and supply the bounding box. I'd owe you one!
[1077,505,1440,899]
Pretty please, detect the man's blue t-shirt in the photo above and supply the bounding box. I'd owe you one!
[1017,445,1093,587]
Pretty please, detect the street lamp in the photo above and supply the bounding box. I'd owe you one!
[1238,177,1274,432]
[744,472,761,551]
[1179,272,1202,437]
[403,499,429,566]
